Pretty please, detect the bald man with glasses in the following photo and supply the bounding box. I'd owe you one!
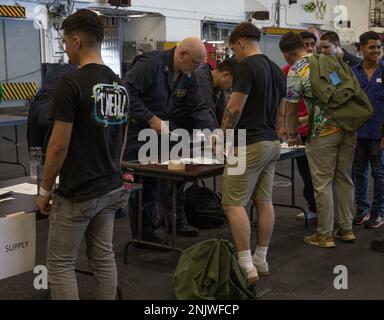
[123,37,218,243]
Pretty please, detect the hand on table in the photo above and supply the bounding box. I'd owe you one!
[288,134,302,147]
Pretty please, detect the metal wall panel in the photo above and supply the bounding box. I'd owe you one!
[0,21,6,83]
[4,19,41,85]
[0,18,41,107]
[102,17,121,77]
[260,34,286,68]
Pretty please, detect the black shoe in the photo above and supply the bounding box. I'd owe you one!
[353,212,370,225]
[167,223,199,237]
[371,238,384,252]
[365,215,384,229]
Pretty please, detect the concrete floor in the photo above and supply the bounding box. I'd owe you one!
[0,123,384,300]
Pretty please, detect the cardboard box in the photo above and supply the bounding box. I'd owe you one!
[0,212,36,280]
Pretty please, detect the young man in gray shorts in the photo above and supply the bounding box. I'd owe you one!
[221,22,286,283]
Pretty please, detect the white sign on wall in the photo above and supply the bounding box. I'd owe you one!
[299,0,329,24]
[0,212,36,280]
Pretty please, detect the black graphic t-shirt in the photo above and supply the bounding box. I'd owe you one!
[48,64,130,202]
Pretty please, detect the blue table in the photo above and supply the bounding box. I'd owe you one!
[0,115,28,176]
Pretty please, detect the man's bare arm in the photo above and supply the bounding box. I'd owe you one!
[276,98,287,140]
[40,120,73,191]
[221,92,248,131]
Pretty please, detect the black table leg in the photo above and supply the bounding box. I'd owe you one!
[0,125,28,176]
[124,177,182,264]
[171,181,177,249]
[274,158,308,229]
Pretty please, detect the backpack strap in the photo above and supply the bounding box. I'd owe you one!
[305,55,319,143]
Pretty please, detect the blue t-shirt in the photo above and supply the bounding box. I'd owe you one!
[352,62,384,139]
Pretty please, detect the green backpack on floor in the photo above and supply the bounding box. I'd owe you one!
[173,239,258,300]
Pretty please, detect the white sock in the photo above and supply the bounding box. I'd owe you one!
[253,246,268,263]
[238,250,254,271]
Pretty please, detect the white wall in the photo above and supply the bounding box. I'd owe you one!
[129,0,245,40]
[1,0,372,63]
[130,0,245,22]
[336,0,370,41]
[251,0,332,29]
[123,16,166,46]
[251,0,370,42]
[165,17,201,41]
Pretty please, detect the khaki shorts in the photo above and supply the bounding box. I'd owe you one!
[222,140,280,207]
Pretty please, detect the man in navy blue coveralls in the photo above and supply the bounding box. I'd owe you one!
[124,37,218,242]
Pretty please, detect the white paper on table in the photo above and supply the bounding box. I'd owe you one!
[0,190,12,197]
[162,157,220,165]
[280,148,291,155]
[2,183,37,195]
[0,197,15,203]
[280,142,305,149]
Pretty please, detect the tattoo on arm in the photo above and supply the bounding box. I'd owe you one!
[221,108,240,131]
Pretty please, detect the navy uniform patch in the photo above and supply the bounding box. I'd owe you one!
[176,89,187,97]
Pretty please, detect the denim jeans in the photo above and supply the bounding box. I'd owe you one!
[47,187,123,300]
[353,138,384,217]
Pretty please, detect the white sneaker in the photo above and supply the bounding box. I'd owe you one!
[252,256,269,276]
[242,266,259,284]
[295,210,317,220]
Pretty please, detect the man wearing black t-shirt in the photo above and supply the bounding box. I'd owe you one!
[221,22,286,283]
[36,10,129,300]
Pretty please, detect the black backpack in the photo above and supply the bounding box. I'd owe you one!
[184,181,226,229]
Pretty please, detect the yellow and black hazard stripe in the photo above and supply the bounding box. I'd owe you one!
[0,5,26,18]
[264,27,305,35]
[1,82,37,100]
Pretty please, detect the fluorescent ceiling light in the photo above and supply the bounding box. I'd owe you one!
[128,14,146,18]
[207,40,225,44]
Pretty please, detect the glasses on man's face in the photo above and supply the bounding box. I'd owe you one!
[185,50,203,68]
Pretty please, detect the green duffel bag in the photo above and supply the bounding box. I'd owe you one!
[309,54,373,132]
[173,239,257,300]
